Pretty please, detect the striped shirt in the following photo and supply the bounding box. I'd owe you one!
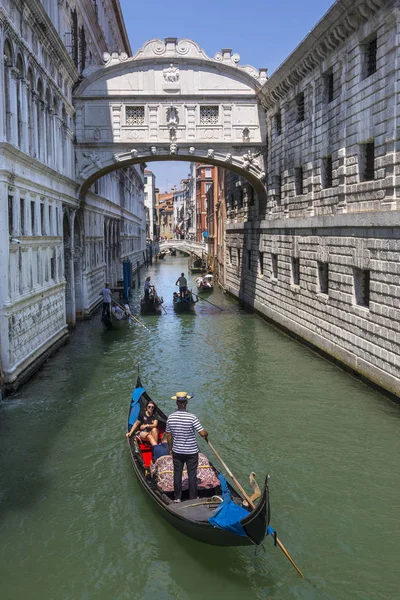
[166,409,204,454]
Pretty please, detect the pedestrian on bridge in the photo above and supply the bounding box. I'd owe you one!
[175,273,187,297]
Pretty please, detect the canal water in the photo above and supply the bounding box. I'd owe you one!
[0,256,399,600]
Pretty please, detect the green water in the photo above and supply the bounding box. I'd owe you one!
[0,257,399,600]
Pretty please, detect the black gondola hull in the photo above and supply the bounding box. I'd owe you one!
[126,377,270,547]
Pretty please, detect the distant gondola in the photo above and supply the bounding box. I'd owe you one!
[158,251,166,259]
[126,376,271,546]
[173,290,198,313]
[102,305,131,329]
[170,248,177,256]
[196,274,214,293]
[140,289,164,315]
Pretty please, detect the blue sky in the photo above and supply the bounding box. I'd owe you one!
[119,0,334,191]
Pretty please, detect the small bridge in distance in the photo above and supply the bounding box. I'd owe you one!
[159,239,206,260]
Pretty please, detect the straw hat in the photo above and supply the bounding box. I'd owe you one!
[171,391,192,400]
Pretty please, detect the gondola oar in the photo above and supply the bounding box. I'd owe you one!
[192,292,223,311]
[113,300,151,332]
[206,440,306,580]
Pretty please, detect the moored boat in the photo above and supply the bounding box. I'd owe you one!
[173,290,198,313]
[196,274,214,293]
[140,289,164,315]
[126,376,271,546]
[158,251,166,259]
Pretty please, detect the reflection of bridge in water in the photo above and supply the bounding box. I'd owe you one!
[159,239,206,260]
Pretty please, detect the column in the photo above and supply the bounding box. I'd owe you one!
[0,25,5,141]
[41,100,48,163]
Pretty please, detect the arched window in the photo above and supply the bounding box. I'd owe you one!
[61,105,67,175]
[27,67,35,155]
[36,79,43,159]
[4,40,13,142]
[45,88,51,165]
[53,97,58,171]
[16,54,24,148]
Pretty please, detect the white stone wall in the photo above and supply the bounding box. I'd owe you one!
[0,0,140,392]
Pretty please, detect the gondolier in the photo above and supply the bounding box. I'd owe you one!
[175,273,187,297]
[99,282,112,320]
[166,392,208,502]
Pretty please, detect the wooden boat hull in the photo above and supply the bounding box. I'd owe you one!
[173,299,196,313]
[196,285,214,293]
[140,299,163,315]
[102,311,130,329]
[126,377,270,547]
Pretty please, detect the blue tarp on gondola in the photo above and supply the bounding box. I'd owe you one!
[208,474,250,536]
[128,387,145,428]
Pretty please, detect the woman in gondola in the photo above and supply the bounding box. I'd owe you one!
[126,400,159,446]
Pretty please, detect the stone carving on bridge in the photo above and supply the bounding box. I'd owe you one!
[169,144,178,155]
[224,153,233,162]
[207,149,214,158]
[150,146,157,155]
[189,147,195,155]
[163,64,179,83]
[242,149,261,170]
[78,151,102,178]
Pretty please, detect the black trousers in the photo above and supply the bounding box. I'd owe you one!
[102,302,111,319]
[172,452,198,500]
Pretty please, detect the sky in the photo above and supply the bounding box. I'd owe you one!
[118,0,335,192]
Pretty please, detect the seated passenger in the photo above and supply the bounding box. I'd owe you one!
[153,432,170,462]
[126,401,158,446]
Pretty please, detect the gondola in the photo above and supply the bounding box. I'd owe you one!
[140,290,164,315]
[170,248,177,256]
[102,306,131,329]
[158,251,166,259]
[173,290,198,313]
[196,274,214,293]
[126,376,271,546]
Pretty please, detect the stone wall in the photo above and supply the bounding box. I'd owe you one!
[224,0,400,398]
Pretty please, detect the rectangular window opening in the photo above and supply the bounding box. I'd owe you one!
[247,250,251,270]
[325,72,334,103]
[276,174,282,205]
[354,268,370,308]
[295,167,304,196]
[20,198,25,235]
[323,156,333,189]
[318,261,329,295]
[361,141,375,181]
[126,106,145,126]
[31,200,35,234]
[364,36,377,78]
[271,253,278,279]
[40,203,45,235]
[8,196,14,235]
[259,251,264,276]
[200,106,219,125]
[291,257,300,286]
[275,111,282,136]
[296,93,305,123]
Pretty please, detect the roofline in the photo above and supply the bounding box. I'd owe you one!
[111,0,132,56]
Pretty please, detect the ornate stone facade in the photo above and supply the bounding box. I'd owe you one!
[0,0,144,392]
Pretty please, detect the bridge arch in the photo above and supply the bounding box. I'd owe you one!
[73,38,268,205]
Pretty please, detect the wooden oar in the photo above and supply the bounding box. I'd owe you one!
[113,300,151,333]
[206,440,306,580]
[192,292,223,311]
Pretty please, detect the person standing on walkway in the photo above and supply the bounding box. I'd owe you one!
[175,273,187,298]
[99,282,112,320]
[166,392,208,502]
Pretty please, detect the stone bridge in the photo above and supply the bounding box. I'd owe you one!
[159,239,206,259]
[73,38,268,206]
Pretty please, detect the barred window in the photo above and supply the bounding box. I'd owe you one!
[364,37,377,78]
[200,106,219,125]
[296,93,305,123]
[126,106,145,126]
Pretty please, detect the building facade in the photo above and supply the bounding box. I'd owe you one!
[195,163,214,242]
[156,191,174,239]
[0,0,145,392]
[144,169,157,241]
[225,0,400,397]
